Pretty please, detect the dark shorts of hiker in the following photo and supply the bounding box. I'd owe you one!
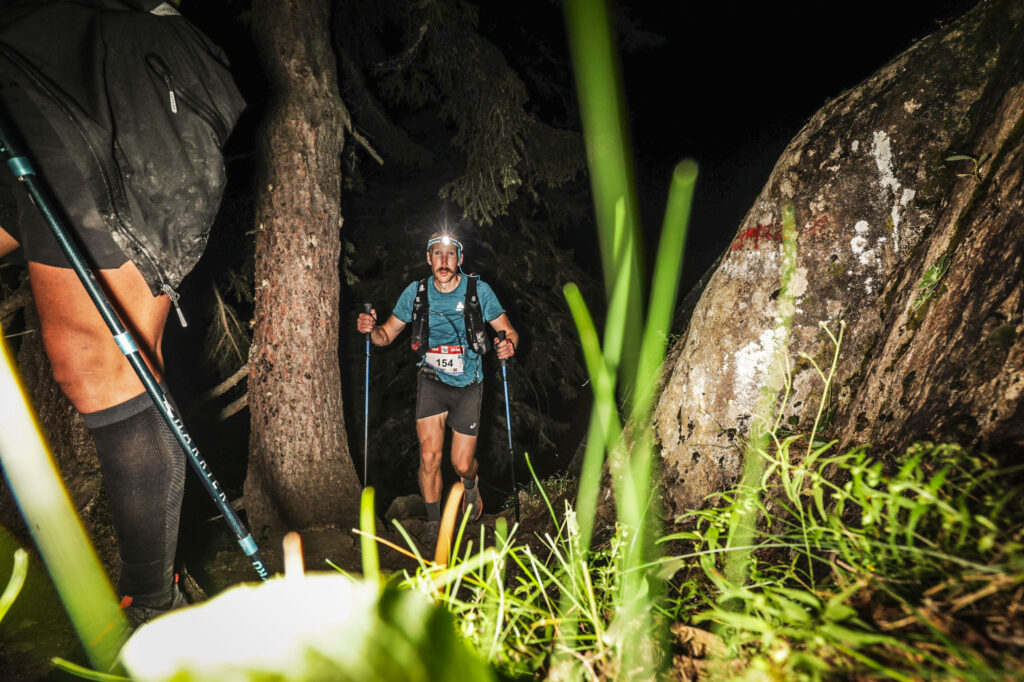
[0,86,129,270]
[416,369,483,437]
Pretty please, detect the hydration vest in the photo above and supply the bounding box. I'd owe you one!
[410,275,490,357]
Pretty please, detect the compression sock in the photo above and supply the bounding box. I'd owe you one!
[82,384,185,607]
[426,500,441,522]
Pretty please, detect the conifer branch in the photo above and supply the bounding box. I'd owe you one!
[217,392,248,422]
[198,361,250,404]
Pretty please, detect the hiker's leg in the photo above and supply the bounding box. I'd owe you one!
[28,260,168,413]
[448,382,482,481]
[0,226,18,258]
[30,260,183,606]
[450,432,478,481]
[417,412,447,508]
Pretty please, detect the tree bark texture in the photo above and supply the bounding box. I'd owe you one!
[245,0,361,534]
[653,1,1024,522]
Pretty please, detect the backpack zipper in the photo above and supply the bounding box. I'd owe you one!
[145,54,227,141]
[160,283,188,327]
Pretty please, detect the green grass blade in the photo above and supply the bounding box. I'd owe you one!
[360,487,380,584]
[0,547,28,622]
[631,160,697,426]
[563,0,645,394]
[0,326,129,672]
[51,658,131,682]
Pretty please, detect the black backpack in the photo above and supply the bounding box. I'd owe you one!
[410,275,490,356]
[0,1,244,294]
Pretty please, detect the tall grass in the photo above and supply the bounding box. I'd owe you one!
[662,324,1024,678]
[403,325,1023,681]
[0,322,130,673]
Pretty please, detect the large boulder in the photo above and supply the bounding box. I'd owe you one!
[654,0,1024,521]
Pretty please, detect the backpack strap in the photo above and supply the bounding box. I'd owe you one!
[409,278,430,356]
[464,274,490,356]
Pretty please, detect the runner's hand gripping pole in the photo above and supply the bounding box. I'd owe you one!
[363,302,372,488]
[498,330,519,523]
[0,118,269,581]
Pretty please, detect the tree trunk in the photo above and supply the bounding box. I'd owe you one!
[653,0,1024,522]
[245,0,361,535]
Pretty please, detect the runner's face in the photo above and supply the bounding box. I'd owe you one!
[427,244,461,282]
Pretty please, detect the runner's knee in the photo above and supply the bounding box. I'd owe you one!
[42,324,127,388]
[452,458,477,479]
[419,446,442,473]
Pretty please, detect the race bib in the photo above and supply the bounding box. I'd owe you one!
[425,345,465,375]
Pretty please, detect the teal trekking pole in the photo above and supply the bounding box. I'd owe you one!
[498,331,519,523]
[0,117,269,581]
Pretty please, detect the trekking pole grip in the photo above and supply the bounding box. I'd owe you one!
[497,330,508,368]
[363,302,373,340]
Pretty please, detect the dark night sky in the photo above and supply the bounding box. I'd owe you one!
[618,1,979,288]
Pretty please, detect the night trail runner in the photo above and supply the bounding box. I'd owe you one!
[356,232,518,523]
[0,0,243,625]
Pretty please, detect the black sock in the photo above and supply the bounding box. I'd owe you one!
[426,501,441,522]
[82,384,184,607]
[462,476,476,490]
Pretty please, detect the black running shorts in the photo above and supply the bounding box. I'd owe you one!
[416,370,483,437]
[0,86,129,270]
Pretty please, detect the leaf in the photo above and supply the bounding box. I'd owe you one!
[818,622,889,646]
[823,603,857,623]
[771,587,822,611]
[813,484,827,522]
[0,549,28,623]
[51,659,130,681]
[766,592,811,625]
[654,557,686,581]
[698,609,773,633]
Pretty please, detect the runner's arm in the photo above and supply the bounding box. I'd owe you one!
[488,313,518,360]
[357,311,407,347]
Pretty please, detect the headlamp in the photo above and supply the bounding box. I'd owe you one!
[426,234,462,254]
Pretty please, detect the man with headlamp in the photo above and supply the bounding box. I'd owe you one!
[356,232,518,522]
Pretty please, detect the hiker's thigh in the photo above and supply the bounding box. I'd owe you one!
[416,412,446,462]
[0,226,18,258]
[28,260,169,413]
[450,431,478,477]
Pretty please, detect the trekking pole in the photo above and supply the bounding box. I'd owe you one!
[497,331,519,523]
[0,119,269,581]
[363,302,372,488]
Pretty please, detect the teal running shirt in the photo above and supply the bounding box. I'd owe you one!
[394,275,504,387]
